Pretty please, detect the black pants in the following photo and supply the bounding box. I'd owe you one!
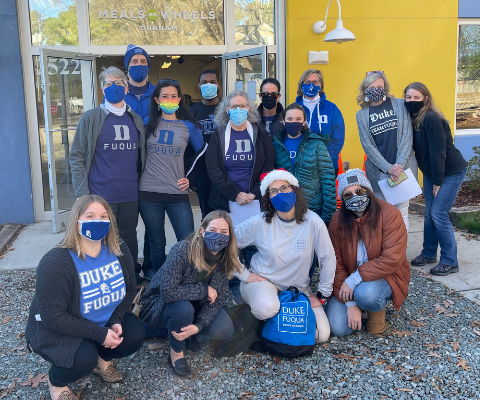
[37,313,145,387]
[109,200,139,264]
[196,172,213,219]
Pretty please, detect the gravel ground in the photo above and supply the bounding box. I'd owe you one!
[1,268,480,400]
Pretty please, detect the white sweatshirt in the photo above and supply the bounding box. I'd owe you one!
[234,210,336,296]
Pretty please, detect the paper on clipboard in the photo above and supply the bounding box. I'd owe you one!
[378,168,422,205]
[228,200,261,227]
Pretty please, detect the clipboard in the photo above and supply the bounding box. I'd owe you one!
[378,168,422,205]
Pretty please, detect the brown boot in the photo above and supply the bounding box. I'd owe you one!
[366,309,389,334]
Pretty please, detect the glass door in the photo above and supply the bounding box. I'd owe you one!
[222,47,267,105]
[39,49,97,233]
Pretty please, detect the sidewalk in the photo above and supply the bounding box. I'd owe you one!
[1,211,479,304]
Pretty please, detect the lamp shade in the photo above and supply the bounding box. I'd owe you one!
[324,19,356,44]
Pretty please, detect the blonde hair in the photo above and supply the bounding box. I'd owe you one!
[58,195,122,260]
[356,72,394,109]
[187,211,243,278]
[403,82,449,130]
[297,69,324,97]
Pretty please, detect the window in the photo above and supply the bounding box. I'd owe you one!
[29,0,79,46]
[457,24,480,130]
[235,0,274,45]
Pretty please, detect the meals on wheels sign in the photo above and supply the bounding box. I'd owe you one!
[89,0,224,45]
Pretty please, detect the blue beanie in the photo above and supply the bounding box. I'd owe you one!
[124,44,150,69]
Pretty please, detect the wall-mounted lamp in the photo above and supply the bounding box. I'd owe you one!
[313,0,355,44]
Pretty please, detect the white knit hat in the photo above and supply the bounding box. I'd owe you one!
[260,169,299,196]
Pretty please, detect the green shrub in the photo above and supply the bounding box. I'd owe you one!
[466,146,480,191]
[456,211,480,234]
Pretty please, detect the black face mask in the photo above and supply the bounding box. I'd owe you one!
[261,96,277,110]
[404,100,424,114]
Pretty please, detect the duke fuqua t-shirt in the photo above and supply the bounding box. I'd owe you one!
[284,134,304,171]
[225,129,255,193]
[368,98,398,165]
[69,246,126,327]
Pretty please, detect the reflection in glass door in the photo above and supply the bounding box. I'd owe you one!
[223,47,267,106]
[39,49,96,233]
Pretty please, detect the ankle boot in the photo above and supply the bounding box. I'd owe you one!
[366,309,389,334]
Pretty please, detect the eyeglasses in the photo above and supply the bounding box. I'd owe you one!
[366,71,384,76]
[103,80,126,88]
[158,79,179,85]
[228,104,249,110]
[343,187,368,200]
[269,184,292,198]
[260,91,280,98]
[303,80,320,86]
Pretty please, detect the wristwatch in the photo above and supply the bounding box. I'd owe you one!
[316,291,328,306]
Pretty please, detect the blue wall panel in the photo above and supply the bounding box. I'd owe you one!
[0,0,35,224]
[455,134,480,164]
[459,0,480,18]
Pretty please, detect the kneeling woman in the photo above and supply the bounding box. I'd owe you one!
[25,195,144,400]
[233,169,336,342]
[140,211,242,378]
[325,169,410,336]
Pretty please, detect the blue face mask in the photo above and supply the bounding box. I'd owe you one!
[200,83,218,100]
[271,191,296,213]
[302,83,321,98]
[344,194,370,213]
[78,220,110,241]
[203,231,230,253]
[129,65,149,83]
[228,108,249,126]
[285,122,304,137]
[103,83,126,104]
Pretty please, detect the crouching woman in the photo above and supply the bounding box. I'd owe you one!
[325,169,410,336]
[25,195,145,400]
[140,211,242,378]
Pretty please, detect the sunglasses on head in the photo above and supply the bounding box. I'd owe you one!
[158,79,179,85]
[343,187,368,200]
[366,70,384,76]
[260,91,280,98]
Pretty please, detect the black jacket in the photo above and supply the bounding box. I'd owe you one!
[25,243,137,368]
[413,111,467,186]
[184,142,208,190]
[257,102,284,139]
[205,123,275,212]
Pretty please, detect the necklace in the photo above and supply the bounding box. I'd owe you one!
[277,215,294,237]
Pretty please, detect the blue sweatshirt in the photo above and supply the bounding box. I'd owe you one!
[102,81,155,121]
[296,93,345,170]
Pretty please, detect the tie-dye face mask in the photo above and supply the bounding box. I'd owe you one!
[158,99,180,115]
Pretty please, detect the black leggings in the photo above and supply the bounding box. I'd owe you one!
[37,313,145,387]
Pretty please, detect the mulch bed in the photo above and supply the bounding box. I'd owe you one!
[416,182,480,208]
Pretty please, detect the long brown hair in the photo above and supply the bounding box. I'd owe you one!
[338,189,380,242]
[58,195,122,260]
[186,211,243,278]
[261,185,309,224]
[403,82,448,130]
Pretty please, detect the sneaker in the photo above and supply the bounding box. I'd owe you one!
[143,269,155,281]
[430,262,459,276]
[411,254,437,266]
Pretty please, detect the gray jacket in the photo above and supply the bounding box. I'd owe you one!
[69,104,146,197]
[356,97,418,192]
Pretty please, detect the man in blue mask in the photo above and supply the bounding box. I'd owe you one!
[124,45,156,281]
[189,70,221,218]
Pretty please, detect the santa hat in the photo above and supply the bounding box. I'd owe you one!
[260,169,299,196]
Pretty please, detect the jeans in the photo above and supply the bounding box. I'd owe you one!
[109,200,139,264]
[422,169,466,266]
[139,201,194,272]
[144,300,234,352]
[36,313,145,387]
[325,279,392,337]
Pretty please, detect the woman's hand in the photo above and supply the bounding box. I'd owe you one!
[339,281,354,302]
[111,323,122,337]
[246,273,268,283]
[236,192,251,206]
[347,305,362,331]
[308,295,322,309]
[171,324,199,341]
[247,193,256,200]
[103,329,123,349]
[177,178,189,191]
[207,285,217,304]
[387,164,403,180]
[433,185,440,197]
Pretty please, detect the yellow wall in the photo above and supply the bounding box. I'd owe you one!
[286,0,458,170]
